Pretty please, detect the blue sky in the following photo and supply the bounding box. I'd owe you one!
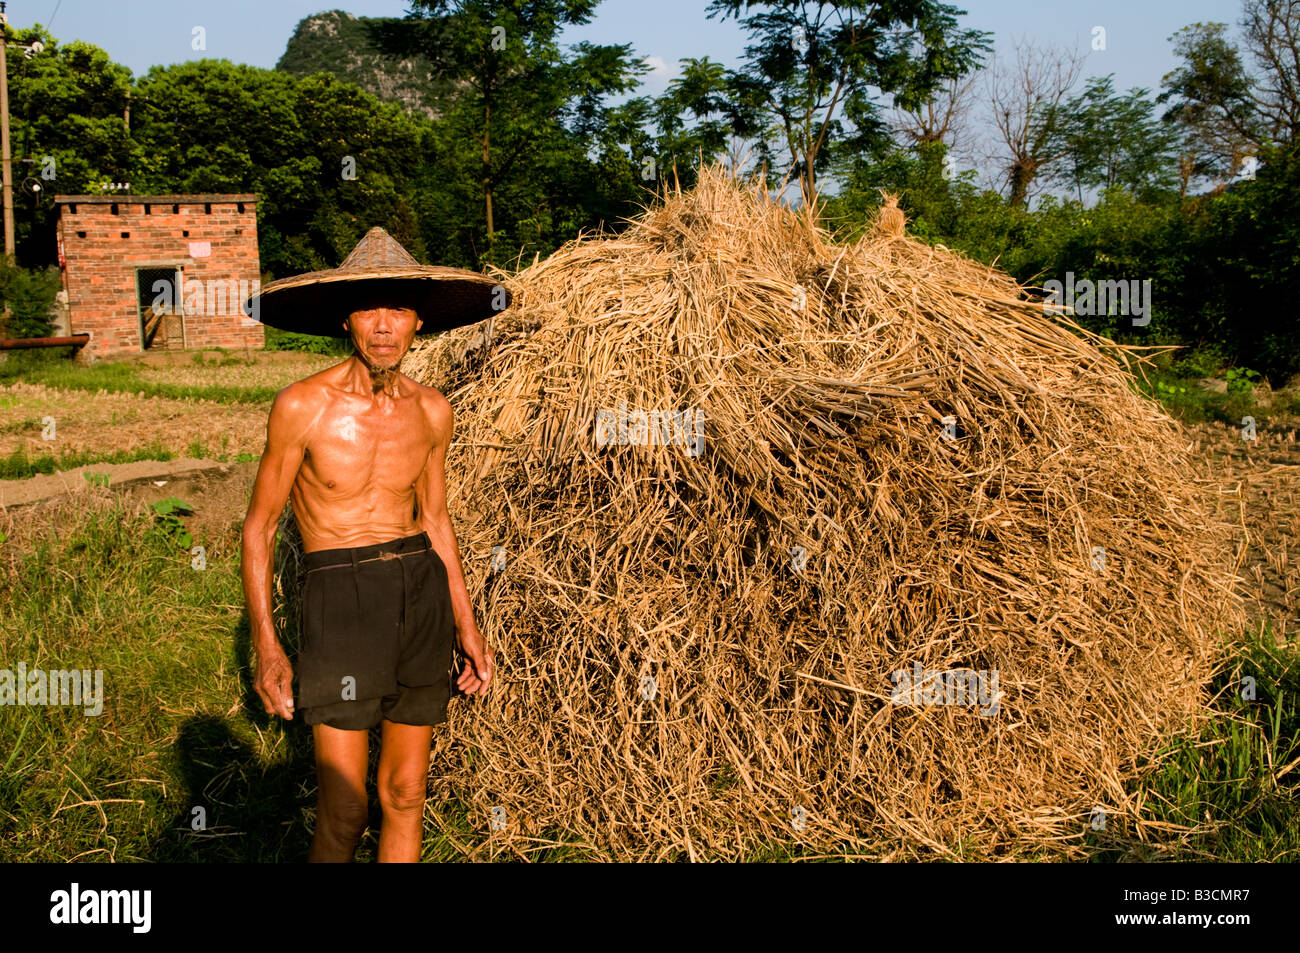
[13,0,1245,94]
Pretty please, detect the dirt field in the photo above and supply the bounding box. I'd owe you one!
[1192,420,1300,644]
[0,350,339,461]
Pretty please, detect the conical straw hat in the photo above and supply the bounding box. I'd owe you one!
[244,227,511,338]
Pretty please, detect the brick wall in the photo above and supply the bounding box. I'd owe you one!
[55,194,264,360]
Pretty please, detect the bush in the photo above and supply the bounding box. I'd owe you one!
[1183,143,1300,384]
[261,326,352,356]
[0,261,62,339]
[1172,344,1228,379]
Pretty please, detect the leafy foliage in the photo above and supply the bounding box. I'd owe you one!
[147,497,195,549]
[0,1,1294,380]
[0,260,62,338]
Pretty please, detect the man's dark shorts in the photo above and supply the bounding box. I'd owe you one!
[298,531,456,731]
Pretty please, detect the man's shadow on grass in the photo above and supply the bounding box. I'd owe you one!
[148,605,391,862]
[146,607,317,861]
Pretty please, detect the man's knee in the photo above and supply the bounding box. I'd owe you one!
[378,773,428,816]
[319,789,369,836]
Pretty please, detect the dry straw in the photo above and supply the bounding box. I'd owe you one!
[279,164,1245,860]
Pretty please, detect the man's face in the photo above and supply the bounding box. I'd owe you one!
[343,304,423,370]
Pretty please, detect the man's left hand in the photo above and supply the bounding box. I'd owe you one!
[455,628,494,696]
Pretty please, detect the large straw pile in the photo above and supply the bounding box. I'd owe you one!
[365,166,1241,858]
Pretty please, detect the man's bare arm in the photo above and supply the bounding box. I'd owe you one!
[414,389,494,696]
[241,383,316,719]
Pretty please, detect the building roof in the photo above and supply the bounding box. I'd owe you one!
[53,194,259,204]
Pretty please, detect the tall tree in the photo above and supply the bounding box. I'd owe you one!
[4,25,134,265]
[1241,0,1300,147]
[1158,1,1300,192]
[404,0,646,263]
[1158,21,1259,192]
[132,61,432,275]
[986,40,1082,208]
[701,0,992,206]
[648,57,760,186]
[1053,76,1182,201]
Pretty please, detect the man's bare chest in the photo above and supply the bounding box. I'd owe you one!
[301,396,434,494]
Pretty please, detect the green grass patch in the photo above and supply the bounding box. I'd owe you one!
[0,442,260,480]
[1131,366,1274,427]
[262,327,353,356]
[0,442,179,480]
[1127,344,1298,426]
[0,444,261,480]
[1081,624,1300,861]
[0,348,277,405]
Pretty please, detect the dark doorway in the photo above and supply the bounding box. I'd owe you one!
[136,267,182,350]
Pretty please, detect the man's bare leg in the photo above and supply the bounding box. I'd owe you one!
[376,720,434,863]
[309,723,370,862]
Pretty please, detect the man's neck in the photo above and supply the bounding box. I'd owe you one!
[345,353,404,398]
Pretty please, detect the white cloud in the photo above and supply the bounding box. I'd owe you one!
[642,55,676,82]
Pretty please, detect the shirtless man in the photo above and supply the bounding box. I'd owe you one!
[240,295,494,863]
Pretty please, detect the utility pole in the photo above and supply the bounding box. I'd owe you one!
[0,1,13,262]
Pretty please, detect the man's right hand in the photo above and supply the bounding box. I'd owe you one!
[253,644,296,720]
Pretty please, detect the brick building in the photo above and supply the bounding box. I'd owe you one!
[53,194,263,360]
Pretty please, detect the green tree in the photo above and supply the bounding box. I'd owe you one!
[131,61,432,276]
[404,0,648,265]
[4,25,134,266]
[701,0,992,205]
[1157,2,1300,193]
[641,56,763,188]
[0,261,62,338]
[1158,21,1258,191]
[1181,140,1300,380]
[1053,76,1181,201]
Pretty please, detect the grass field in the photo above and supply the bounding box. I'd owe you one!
[0,345,1297,861]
